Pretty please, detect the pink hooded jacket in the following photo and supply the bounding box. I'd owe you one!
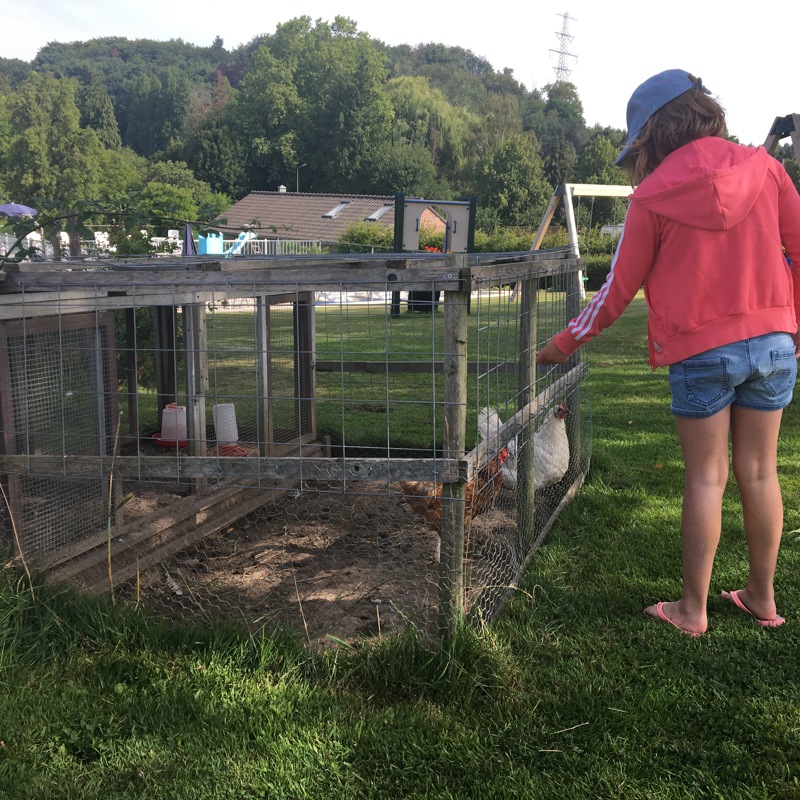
[553,137,800,367]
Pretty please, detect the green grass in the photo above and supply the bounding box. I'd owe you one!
[4,292,800,798]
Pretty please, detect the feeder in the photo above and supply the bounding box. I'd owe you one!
[154,402,187,447]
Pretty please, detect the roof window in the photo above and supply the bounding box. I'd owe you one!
[323,201,349,218]
[365,204,392,222]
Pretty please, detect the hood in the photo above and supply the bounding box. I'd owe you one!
[632,137,770,231]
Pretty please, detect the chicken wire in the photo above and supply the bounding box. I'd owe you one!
[0,253,591,644]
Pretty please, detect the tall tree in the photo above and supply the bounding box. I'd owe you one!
[476,93,523,152]
[543,81,586,148]
[475,133,552,228]
[575,135,627,186]
[5,72,103,254]
[77,79,122,149]
[540,127,577,187]
[235,17,393,193]
[386,76,475,178]
[356,139,447,197]
[233,45,301,191]
[179,115,246,197]
[124,67,190,157]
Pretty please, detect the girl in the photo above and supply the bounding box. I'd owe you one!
[537,69,800,636]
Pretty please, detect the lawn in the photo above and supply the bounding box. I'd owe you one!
[2,292,800,799]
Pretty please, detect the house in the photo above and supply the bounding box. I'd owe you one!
[214,190,446,248]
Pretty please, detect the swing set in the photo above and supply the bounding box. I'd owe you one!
[530,183,634,298]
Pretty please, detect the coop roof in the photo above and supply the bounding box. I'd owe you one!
[214,192,445,245]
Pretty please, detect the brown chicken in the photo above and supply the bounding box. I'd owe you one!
[399,446,510,535]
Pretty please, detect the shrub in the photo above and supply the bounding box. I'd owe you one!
[583,253,613,290]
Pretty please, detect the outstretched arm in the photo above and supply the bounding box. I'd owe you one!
[536,338,569,365]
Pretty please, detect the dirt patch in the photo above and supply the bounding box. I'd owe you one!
[124,482,438,645]
[121,480,519,647]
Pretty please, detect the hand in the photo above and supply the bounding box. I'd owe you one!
[536,338,570,365]
[793,327,800,358]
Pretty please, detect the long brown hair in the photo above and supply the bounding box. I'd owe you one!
[621,77,727,185]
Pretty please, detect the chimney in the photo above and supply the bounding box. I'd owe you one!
[278,185,287,193]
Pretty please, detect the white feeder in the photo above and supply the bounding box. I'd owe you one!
[213,403,239,445]
[160,403,187,444]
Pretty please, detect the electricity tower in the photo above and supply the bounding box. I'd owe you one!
[550,12,577,82]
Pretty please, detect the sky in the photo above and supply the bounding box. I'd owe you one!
[2,0,797,148]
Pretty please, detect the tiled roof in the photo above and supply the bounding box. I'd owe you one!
[214,192,444,245]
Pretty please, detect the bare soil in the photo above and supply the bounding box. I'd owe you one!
[126,482,436,646]
[122,479,519,648]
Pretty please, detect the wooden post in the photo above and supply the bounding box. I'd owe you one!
[183,302,208,490]
[293,294,315,440]
[152,306,177,415]
[516,272,538,548]
[123,309,139,436]
[564,266,583,470]
[255,297,272,456]
[439,253,469,638]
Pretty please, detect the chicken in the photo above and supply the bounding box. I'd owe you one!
[477,403,570,491]
[399,446,509,536]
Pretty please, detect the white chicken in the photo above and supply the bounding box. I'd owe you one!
[477,403,570,490]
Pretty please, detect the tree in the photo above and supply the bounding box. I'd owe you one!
[574,134,629,226]
[542,81,586,148]
[5,73,103,255]
[386,76,475,178]
[233,45,301,191]
[575,135,627,186]
[356,139,448,197]
[179,115,246,197]
[143,160,230,216]
[77,79,122,149]
[94,146,147,207]
[0,93,10,192]
[475,133,552,228]
[476,93,523,152]
[234,17,394,193]
[124,67,190,156]
[0,58,32,90]
[540,127,577,188]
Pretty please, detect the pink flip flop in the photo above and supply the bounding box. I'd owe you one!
[720,590,785,628]
[645,602,705,638]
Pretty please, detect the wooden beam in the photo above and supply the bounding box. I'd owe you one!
[0,454,463,483]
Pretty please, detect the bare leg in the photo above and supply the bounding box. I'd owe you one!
[727,405,784,620]
[645,407,731,633]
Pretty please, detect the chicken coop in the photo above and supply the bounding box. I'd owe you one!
[0,251,591,644]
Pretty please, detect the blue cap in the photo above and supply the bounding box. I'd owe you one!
[615,69,711,165]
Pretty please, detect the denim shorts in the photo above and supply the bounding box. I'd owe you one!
[668,333,798,418]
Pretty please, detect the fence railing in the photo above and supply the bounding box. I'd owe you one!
[222,238,322,256]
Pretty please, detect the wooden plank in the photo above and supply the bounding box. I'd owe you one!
[1,249,572,272]
[39,441,329,575]
[0,454,463,482]
[565,183,634,198]
[40,484,248,578]
[54,481,296,594]
[314,360,517,375]
[0,254,582,313]
[83,482,299,595]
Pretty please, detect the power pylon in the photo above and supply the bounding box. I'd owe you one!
[550,12,577,82]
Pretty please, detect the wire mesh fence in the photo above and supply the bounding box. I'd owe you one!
[0,251,590,645]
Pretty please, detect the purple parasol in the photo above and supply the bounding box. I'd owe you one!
[0,202,37,218]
